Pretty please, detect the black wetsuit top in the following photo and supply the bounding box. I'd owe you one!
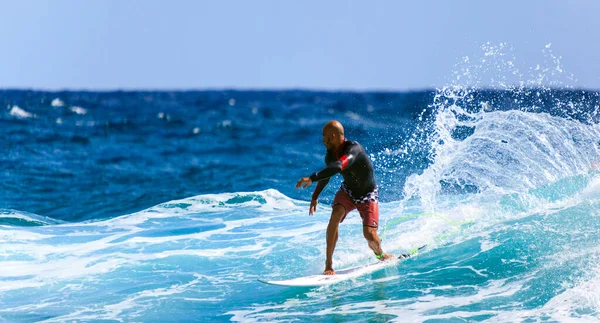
[309,140,376,200]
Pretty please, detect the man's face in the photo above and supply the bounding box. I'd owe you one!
[322,129,334,151]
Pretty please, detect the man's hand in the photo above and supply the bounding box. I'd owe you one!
[295,177,312,189]
[309,199,318,215]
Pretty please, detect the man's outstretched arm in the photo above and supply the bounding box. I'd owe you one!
[311,178,330,201]
[296,177,330,215]
[309,178,330,215]
[308,152,356,183]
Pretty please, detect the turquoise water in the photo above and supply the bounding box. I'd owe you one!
[3,178,600,321]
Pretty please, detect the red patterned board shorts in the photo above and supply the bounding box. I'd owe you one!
[332,189,379,228]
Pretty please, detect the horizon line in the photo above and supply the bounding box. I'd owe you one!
[0,85,597,93]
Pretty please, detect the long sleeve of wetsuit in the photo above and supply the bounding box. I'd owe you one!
[308,144,358,183]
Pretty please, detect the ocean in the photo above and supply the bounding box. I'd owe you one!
[3,47,600,322]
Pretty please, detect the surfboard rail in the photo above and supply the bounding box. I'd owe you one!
[258,245,426,287]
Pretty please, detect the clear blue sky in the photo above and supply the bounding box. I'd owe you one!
[1,0,599,90]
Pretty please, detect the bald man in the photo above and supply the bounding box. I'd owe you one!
[296,120,393,275]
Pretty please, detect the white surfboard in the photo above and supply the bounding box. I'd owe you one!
[258,246,425,287]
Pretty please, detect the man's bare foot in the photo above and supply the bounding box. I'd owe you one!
[323,268,335,275]
[379,253,394,261]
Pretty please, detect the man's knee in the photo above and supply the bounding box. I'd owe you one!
[330,204,346,224]
[362,226,379,240]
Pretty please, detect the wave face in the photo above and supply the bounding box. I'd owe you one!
[2,186,600,322]
[3,44,600,321]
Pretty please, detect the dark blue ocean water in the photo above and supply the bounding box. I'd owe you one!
[3,89,598,223]
[1,90,438,222]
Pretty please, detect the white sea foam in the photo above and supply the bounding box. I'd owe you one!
[9,106,33,118]
[230,277,526,322]
[0,209,64,225]
[344,111,361,120]
[36,275,206,322]
[491,252,600,321]
[0,190,308,295]
[70,106,87,115]
[1,183,599,321]
[51,98,65,107]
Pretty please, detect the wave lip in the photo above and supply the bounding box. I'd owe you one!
[152,188,300,213]
[0,209,65,227]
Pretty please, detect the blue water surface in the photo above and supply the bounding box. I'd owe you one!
[2,86,600,322]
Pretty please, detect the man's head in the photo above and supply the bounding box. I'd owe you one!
[322,120,345,151]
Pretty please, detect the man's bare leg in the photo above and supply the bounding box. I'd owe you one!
[324,204,346,275]
[363,226,393,261]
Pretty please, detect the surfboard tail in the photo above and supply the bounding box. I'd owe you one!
[398,245,426,259]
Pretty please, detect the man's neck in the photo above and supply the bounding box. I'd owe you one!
[334,140,346,156]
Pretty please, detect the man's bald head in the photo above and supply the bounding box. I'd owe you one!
[323,120,344,136]
[322,120,345,151]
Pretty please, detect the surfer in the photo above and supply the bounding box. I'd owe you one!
[296,120,393,275]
